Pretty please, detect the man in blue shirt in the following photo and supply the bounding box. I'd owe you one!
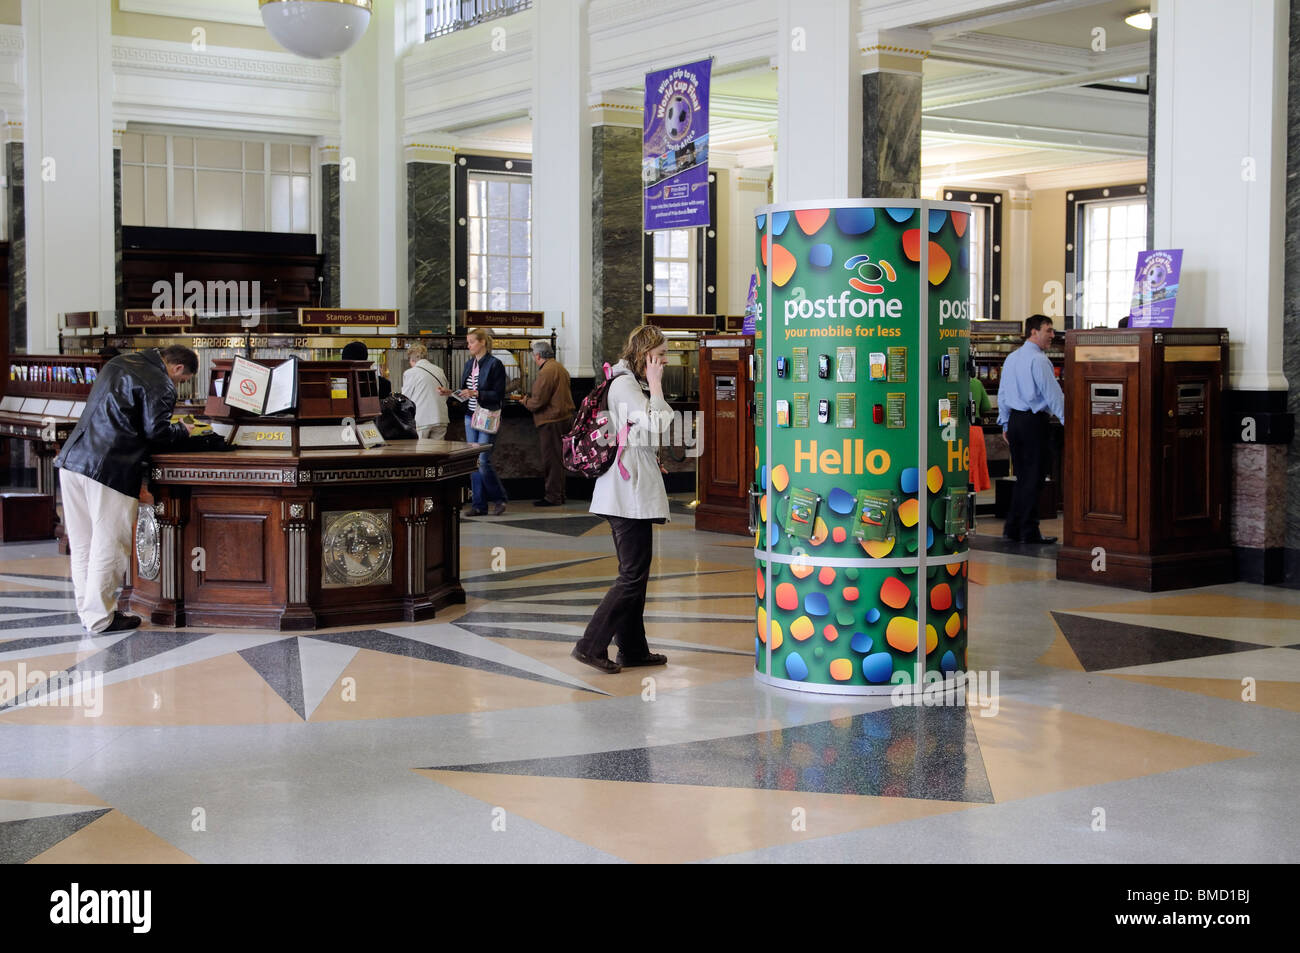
[996,315,1065,544]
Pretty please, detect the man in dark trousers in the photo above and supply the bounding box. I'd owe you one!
[516,340,575,506]
[996,315,1065,544]
[54,346,198,632]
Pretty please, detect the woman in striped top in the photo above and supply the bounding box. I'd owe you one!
[440,327,508,516]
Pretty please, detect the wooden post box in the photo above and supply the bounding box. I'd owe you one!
[1056,327,1232,590]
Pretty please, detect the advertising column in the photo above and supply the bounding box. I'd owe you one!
[753,200,972,693]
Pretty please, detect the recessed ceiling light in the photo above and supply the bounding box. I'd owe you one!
[1125,9,1153,30]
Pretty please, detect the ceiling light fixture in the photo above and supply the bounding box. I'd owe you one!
[1124,9,1153,30]
[260,0,372,59]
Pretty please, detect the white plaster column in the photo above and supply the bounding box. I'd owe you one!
[775,0,861,201]
[340,0,418,320]
[531,0,592,376]
[1005,189,1032,322]
[729,169,771,312]
[1153,0,1289,391]
[22,0,114,352]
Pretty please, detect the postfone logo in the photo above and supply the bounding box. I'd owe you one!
[844,254,897,294]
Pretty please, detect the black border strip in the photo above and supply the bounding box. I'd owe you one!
[942,187,1003,319]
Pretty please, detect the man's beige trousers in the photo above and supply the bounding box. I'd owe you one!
[58,469,139,632]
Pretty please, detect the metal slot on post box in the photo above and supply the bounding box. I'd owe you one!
[1089,383,1123,416]
[1177,382,1205,417]
[715,375,736,402]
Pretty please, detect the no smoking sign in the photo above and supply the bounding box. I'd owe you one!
[240,378,258,396]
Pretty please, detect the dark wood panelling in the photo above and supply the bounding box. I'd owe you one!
[199,513,268,583]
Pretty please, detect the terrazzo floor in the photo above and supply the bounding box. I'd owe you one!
[0,496,1296,863]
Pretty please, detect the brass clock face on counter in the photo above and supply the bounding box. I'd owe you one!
[321,510,393,588]
[135,508,161,581]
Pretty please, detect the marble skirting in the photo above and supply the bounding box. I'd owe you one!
[1232,443,1287,550]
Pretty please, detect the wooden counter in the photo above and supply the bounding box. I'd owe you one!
[126,439,482,631]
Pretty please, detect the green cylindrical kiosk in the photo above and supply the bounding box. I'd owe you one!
[752,199,972,694]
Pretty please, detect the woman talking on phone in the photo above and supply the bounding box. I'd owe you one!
[571,325,674,674]
[438,327,508,516]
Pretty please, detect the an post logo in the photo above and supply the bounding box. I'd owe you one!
[844,254,897,294]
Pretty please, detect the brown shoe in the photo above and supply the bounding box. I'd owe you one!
[490,502,507,516]
[571,646,621,673]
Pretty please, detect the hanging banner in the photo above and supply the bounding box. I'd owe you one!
[643,58,712,230]
[1129,248,1182,328]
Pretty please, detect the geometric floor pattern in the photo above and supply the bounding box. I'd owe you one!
[0,500,1296,862]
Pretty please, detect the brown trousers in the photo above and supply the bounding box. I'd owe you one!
[538,418,571,503]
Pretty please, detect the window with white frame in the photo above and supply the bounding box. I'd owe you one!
[1078,197,1147,329]
[121,131,313,233]
[653,228,697,314]
[465,171,531,311]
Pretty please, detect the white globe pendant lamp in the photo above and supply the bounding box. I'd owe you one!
[260,0,373,59]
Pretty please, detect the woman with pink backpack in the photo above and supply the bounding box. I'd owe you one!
[570,325,674,674]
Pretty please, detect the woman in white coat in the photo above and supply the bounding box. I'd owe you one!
[401,343,449,440]
[571,325,674,674]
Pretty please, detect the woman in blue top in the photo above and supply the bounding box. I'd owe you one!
[439,327,508,516]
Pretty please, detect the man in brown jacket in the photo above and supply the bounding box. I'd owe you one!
[518,340,576,506]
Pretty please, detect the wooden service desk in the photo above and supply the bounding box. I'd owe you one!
[125,439,482,631]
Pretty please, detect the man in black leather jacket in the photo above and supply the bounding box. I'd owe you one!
[54,346,198,633]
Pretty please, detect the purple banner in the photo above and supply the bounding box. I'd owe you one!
[643,58,712,230]
[742,272,758,335]
[1129,248,1182,328]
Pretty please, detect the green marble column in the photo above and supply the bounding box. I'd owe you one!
[321,163,340,308]
[114,147,122,316]
[591,124,642,367]
[862,72,922,199]
[407,161,452,332]
[7,142,24,354]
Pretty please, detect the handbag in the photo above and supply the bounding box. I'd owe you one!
[470,405,501,434]
[377,393,419,440]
